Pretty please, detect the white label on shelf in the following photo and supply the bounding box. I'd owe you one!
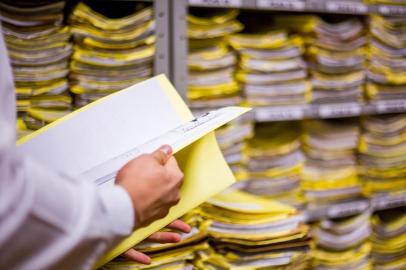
[189,0,242,7]
[372,195,406,211]
[326,1,368,14]
[375,101,406,113]
[255,106,305,121]
[328,201,369,218]
[257,0,305,10]
[318,103,361,118]
[378,5,406,15]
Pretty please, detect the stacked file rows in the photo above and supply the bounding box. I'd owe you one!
[371,207,406,270]
[366,14,406,101]
[229,16,310,106]
[302,119,362,207]
[187,9,243,109]
[359,114,406,198]
[196,190,311,269]
[0,0,72,137]
[312,211,372,269]
[102,209,208,270]
[243,122,305,208]
[69,2,155,108]
[308,18,367,103]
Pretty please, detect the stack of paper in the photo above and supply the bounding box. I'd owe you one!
[214,116,253,181]
[308,18,367,103]
[195,189,311,269]
[243,122,305,208]
[358,114,406,197]
[371,207,406,270]
[102,209,208,270]
[230,28,311,106]
[312,211,372,270]
[366,14,406,101]
[187,9,243,108]
[302,119,362,206]
[0,0,72,134]
[69,2,155,107]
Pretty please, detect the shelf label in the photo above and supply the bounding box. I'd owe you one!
[328,201,369,218]
[375,101,406,113]
[318,103,361,118]
[255,106,305,121]
[326,1,368,14]
[257,0,305,10]
[377,5,406,16]
[373,195,406,211]
[189,0,242,7]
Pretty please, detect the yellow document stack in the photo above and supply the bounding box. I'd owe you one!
[0,0,72,136]
[371,208,406,270]
[359,114,406,198]
[230,20,310,106]
[102,210,208,270]
[195,190,310,270]
[69,2,155,107]
[308,18,367,103]
[366,14,406,101]
[312,211,372,270]
[187,9,243,109]
[302,119,362,207]
[243,122,305,208]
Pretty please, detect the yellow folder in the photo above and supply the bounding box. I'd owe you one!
[17,75,250,268]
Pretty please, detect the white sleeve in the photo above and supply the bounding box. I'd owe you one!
[0,23,134,270]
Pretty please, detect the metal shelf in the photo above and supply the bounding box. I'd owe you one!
[305,193,406,222]
[254,100,406,122]
[188,0,406,16]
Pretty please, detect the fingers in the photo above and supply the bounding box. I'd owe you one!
[168,220,192,233]
[151,145,172,165]
[147,231,181,243]
[123,249,151,265]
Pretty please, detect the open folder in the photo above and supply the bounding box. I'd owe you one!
[17,74,250,268]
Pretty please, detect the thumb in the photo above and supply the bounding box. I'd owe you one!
[151,145,172,165]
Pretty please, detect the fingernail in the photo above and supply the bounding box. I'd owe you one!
[159,145,172,156]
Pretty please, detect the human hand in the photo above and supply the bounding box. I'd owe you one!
[116,145,184,228]
[122,220,191,264]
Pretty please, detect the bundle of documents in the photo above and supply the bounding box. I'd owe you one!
[312,211,372,270]
[0,0,72,133]
[196,189,310,269]
[366,14,406,101]
[371,207,406,270]
[308,18,367,103]
[302,119,362,206]
[214,116,254,181]
[230,26,311,106]
[102,209,208,270]
[243,122,305,208]
[358,114,406,197]
[187,9,243,108]
[69,2,155,107]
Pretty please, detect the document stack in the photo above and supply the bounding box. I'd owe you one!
[195,189,311,269]
[69,2,155,107]
[215,117,253,182]
[0,0,72,135]
[243,122,305,208]
[312,211,372,270]
[302,119,362,207]
[102,209,208,270]
[366,14,406,101]
[230,25,311,106]
[358,114,406,198]
[308,18,367,103]
[371,207,406,270]
[187,9,243,109]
